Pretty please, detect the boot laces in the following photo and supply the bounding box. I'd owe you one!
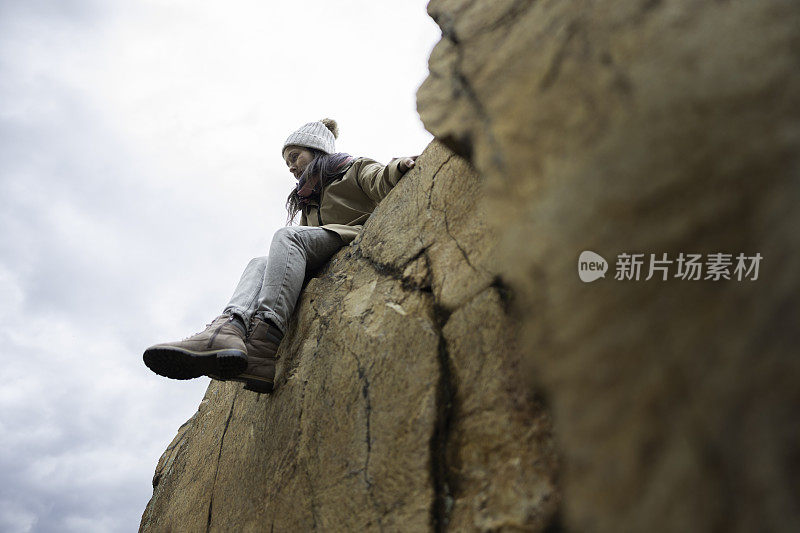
[180,315,230,341]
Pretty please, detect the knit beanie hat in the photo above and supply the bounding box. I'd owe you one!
[282,118,338,156]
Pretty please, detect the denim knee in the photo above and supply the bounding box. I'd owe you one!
[271,226,305,249]
[245,256,267,270]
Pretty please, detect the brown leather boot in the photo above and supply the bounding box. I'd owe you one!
[209,317,283,393]
[143,315,248,380]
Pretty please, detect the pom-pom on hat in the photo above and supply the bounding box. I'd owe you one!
[282,118,338,156]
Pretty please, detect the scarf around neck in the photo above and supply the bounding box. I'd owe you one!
[296,153,354,205]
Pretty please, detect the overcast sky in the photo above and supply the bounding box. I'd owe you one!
[0,1,439,530]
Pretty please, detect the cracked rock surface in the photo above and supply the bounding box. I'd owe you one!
[139,142,559,532]
[418,1,800,532]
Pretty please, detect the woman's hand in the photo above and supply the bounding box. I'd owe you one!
[397,155,419,174]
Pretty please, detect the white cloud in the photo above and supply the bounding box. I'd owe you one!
[0,501,37,533]
[0,0,441,530]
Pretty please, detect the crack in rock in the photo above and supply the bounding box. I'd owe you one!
[427,154,455,211]
[432,11,505,168]
[430,198,480,274]
[296,379,320,531]
[539,20,581,90]
[429,303,456,532]
[434,0,537,44]
[349,348,375,490]
[206,388,238,532]
[351,248,433,294]
[348,347,386,532]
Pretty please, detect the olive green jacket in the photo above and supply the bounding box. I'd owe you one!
[299,157,405,244]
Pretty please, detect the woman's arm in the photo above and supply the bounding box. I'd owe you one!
[353,156,418,203]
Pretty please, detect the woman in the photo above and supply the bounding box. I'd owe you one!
[143,118,417,393]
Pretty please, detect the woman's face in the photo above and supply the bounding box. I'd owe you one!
[284,146,315,179]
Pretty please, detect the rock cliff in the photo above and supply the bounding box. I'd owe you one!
[142,0,800,531]
[139,142,559,532]
[418,0,799,532]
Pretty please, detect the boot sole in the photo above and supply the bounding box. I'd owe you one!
[143,347,247,380]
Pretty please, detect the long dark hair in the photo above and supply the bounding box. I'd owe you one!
[285,149,353,224]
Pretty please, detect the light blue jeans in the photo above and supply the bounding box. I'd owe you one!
[224,226,344,336]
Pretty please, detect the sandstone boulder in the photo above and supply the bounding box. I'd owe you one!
[140,142,559,532]
[418,0,800,531]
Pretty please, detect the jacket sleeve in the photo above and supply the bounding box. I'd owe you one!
[299,209,308,226]
[352,157,405,204]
